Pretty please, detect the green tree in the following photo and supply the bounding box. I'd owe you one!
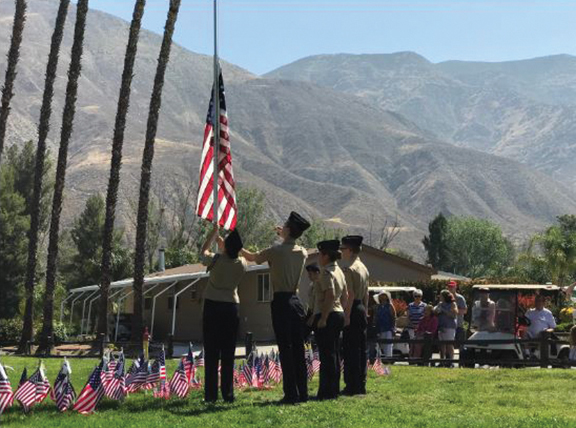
[63,194,132,288]
[422,213,450,271]
[444,216,514,278]
[0,161,29,319]
[232,187,276,251]
[39,0,90,353]
[521,225,576,286]
[99,0,147,338]
[20,0,70,352]
[132,0,181,340]
[0,0,27,164]
[558,214,576,236]
[299,219,344,249]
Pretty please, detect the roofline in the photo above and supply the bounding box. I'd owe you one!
[361,245,435,275]
[68,264,270,294]
[472,284,560,291]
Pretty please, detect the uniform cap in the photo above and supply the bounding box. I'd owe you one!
[317,240,340,252]
[286,211,311,233]
[305,263,320,273]
[341,235,363,248]
[225,229,243,255]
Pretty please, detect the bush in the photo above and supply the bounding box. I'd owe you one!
[556,322,574,333]
[0,318,23,342]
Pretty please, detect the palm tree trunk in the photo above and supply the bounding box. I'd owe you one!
[37,0,90,355]
[18,0,70,355]
[0,0,27,165]
[131,0,181,342]
[98,0,147,340]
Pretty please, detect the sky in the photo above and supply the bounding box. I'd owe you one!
[95,0,576,75]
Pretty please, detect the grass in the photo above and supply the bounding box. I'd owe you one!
[1,356,576,427]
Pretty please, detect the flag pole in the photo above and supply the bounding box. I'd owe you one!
[212,0,220,229]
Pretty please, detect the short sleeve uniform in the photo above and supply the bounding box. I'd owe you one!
[202,253,247,303]
[255,239,307,293]
[342,257,369,302]
[314,263,346,315]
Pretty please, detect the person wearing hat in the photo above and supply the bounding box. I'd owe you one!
[241,211,311,404]
[447,280,467,344]
[313,239,348,400]
[374,290,396,358]
[340,235,370,396]
[200,224,247,403]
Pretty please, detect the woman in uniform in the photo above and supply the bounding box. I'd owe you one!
[314,239,348,400]
[200,225,247,403]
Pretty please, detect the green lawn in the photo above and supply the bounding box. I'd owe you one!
[1,356,576,427]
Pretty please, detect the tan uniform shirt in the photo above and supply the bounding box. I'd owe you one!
[343,257,369,302]
[314,262,346,315]
[202,253,247,303]
[255,239,307,293]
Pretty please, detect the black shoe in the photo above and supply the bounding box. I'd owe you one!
[223,396,235,403]
[277,396,298,405]
[341,388,354,396]
[298,395,309,403]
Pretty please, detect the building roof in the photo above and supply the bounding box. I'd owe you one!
[432,271,471,282]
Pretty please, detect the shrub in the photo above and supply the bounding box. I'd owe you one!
[0,318,23,342]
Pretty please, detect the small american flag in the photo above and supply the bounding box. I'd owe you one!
[168,360,189,399]
[126,356,147,393]
[0,363,13,415]
[269,354,282,384]
[14,367,50,410]
[105,354,126,401]
[153,348,169,399]
[50,359,76,412]
[195,350,204,367]
[196,70,237,230]
[74,362,105,414]
[242,360,253,388]
[306,354,315,381]
[183,344,195,383]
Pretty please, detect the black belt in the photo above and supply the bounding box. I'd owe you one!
[273,292,296,301]
[353,299,363,304]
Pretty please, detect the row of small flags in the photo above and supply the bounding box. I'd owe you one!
[0,345,390,416]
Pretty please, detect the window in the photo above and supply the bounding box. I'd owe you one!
[144,297,152,310]
[258,274,271,302]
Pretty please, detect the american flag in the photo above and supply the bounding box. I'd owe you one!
[195,350,204,367]
[0,363,13,415]
[371,357,390,376]
[312,351,320,374]
[105,354,126,401]
[260,356,271,385]
[50,359,76,412]
[126,356,147,393]
[168,360,189,399]
[269,354,282,384]
[14,366,50,410]
[306,354,314,381]
[183,344,195,383]
[74,363,105,414]
[233,364,246,389]
[153,348,169,399]
[242,360,253,388]
[101,357,116,390]
[196,70,237,230]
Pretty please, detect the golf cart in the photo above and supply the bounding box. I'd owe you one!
[368,286,417,358]
[459,284,570,367]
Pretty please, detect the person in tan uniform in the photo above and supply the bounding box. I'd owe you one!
[201,225,247,403]
[241,211,311,404]
[314,239,348,400]
[340,235,370,396]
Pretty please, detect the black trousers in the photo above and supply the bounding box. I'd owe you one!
[343,300,368,394]
[315,311,345,399]
[203,299,239,402]
[271,292,308,401]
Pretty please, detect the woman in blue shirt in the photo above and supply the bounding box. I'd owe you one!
[374,291,396,358]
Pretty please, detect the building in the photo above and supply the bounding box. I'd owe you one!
[65,245,434,343]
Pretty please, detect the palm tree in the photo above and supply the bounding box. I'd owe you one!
[0,0,27,165]
[98,0,147,340]
[37,0,90,355]
[18,0,70,355]
[131,0,181,341]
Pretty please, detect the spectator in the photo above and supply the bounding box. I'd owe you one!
[570,325,576,362]
[434,290,458,364]
[412,305,438,359]
[374,291,396,358]
[524,294,556,339]
[407,289,426,357]
[472,288,496,331]
[447,281,467,343]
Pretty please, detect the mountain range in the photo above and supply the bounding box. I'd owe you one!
[1,0,576,259]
